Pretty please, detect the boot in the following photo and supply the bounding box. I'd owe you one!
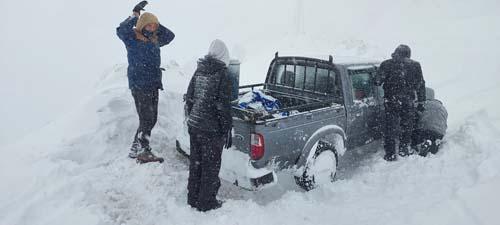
[136,147,164,164]
[418,140,434,157]
[398,145,415,157]
[129,142,141,159]
[384,153,397,162]
[198,200,223,212]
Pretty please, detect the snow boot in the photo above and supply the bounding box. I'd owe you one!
[136,147,164,164]
[198,200,224,212]
[383,153,397,162]
[398,145,415,157]
[128,142,141,159]
[418,140,431,157]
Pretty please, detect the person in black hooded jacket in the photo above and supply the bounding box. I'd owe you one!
[185,39,232,212]
[375,45,426,161]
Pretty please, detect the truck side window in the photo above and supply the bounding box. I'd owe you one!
[350,71,374,100]
[315,68,334,94]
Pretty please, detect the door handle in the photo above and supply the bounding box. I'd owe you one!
[305,113,313,119]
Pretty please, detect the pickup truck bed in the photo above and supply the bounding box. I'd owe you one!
[232,84,331,123]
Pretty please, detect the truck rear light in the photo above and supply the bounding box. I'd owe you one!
[251,133,265,160]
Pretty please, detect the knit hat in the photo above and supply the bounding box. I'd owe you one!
[208,39,230,66]
[136,12,159,32]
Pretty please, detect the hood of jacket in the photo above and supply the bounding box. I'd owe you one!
[391,44,412,60]
[207,39,230,66]
[136,12,159,32]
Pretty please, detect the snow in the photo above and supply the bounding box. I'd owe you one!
[2,0,500,224]
[2,65,500,225]
[2,94,500,225]
[347,65,378,70]
[308,150,337,187]
[219,147,277,190]
[353,97,377,108]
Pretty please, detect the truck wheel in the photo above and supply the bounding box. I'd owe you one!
[295,141,338,191]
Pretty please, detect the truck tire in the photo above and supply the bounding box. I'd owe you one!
[295,141,338,191]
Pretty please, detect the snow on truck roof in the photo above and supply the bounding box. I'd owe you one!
[276,53,380,66]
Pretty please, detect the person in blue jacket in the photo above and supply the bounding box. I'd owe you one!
[116,1,175,163]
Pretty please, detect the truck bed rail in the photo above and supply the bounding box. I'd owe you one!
[233,83,333,123]
[232,100,331,123]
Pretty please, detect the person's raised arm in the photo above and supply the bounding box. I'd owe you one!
[116,1,148,46]
[157,24,175,47]
[116,15,138,46]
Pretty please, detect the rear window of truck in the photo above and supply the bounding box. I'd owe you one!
[269,61,340,95]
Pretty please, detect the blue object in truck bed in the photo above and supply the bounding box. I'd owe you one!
[238,90,281,112]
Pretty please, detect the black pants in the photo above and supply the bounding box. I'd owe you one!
[383,97,416,156]
[187,128,224,211]
[131,89,159,149]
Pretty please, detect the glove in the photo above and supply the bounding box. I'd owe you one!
[224,130,232,149]
[417,102,425,112]
[133,1,148,13]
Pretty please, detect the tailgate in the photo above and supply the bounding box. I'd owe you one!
[231,117,254,155]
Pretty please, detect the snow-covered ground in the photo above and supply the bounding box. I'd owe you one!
[2,0,500,224]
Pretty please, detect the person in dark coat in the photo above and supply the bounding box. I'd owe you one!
[412,97,448,156]
[375,45,426,161]
[116,2,175,163]
[185,39,233,212]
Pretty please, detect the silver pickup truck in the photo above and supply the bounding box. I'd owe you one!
[177,53,437,191]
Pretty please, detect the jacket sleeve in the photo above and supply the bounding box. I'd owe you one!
[415,62,426,102]
[157,24,175,47]
[216,69,233,133]
[185,74,196,115]
[116,16,138,46]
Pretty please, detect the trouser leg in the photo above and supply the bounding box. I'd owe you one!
[197,134,224,211]
[384,101,400,156]
[132,89,159,149]
[411,111,422,147]
[132,91,143,146]
[400,100,416,149]
[187,130,203,208]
